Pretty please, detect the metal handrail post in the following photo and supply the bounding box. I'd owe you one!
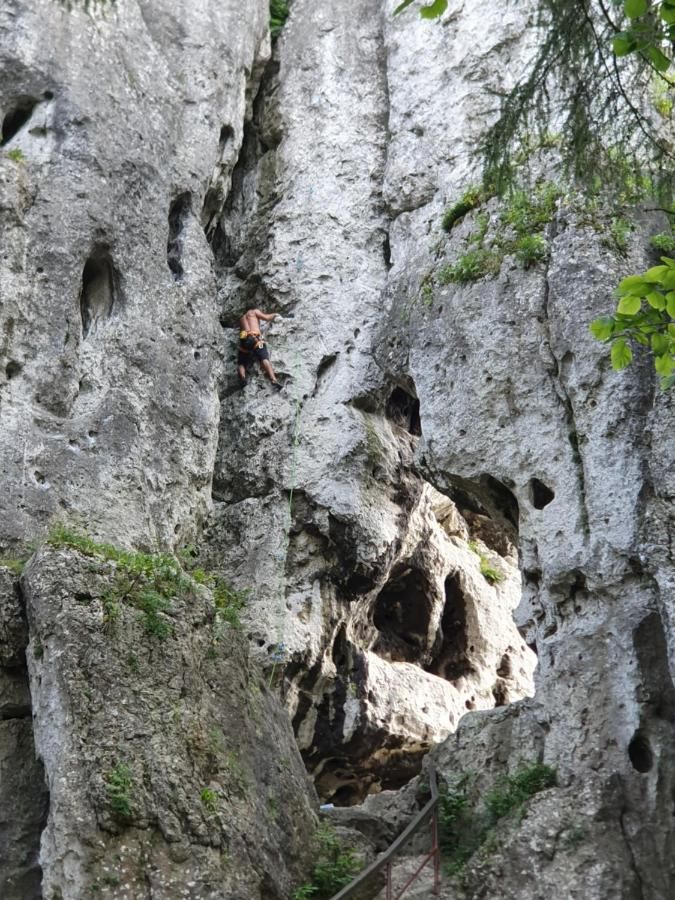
[386,861,392,900]
[432,809,440,895]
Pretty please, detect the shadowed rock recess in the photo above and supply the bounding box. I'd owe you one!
[0,0,673,898]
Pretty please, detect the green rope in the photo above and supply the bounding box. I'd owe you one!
[268,350,303,688]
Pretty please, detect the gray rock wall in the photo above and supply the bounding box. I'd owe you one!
[0,0,673,897]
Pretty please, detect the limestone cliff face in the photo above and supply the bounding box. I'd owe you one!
[1,0,674,899]
[0,2,317,898]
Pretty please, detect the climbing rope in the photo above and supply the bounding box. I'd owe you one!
[268,347,303,687]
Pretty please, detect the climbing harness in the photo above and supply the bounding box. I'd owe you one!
[268,347,303,687]
[238,331,266,352]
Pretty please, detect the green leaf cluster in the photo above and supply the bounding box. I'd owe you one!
[613,0,675,72]
[270,0,289,37]
[6,148,25,163]
[394,0,448,18]
[467,540,504,585]
[200,787,220,814]
[0,556,28,575]
[485,763,557,820]
[650,230,675,254]
[292,825,362,900]
[590,256,675,388]
[515,234,549,269]
[105,762,134,821]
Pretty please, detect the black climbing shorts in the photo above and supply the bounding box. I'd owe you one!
[238,337,270,367]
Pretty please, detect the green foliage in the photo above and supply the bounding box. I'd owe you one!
[650,231,675,253]
[394,0,448,17]
[292,825,362,900]
[479,560,504,585]
[6,148,25,163]
[442,186,488,233]
[47,525,247,639]
[606,216,634,254]
[476,1,674,198]
[438,248,502,284]
[200,787,220,814]
[105,762,134,821]
[514,234,549,268]
[590,256,675,388]
[485,763,557,821]
[468,540,504,585]
[0,556,27,575]
[502,182,561,234]
[439,763,556,878]
[437,180,560,286]
[270,0,289,37]
[612,0,675,72]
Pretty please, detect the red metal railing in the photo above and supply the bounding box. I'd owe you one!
[329,763,441,900]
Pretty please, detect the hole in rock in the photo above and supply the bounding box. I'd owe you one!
[385,386,421,436]
[332,624,350,670]
[530,477,555,509]
[286,474,536,808]
[5,360,21,379]
[79,250,116,338]
[372,564,436,663]
[1,97,39,145]
[167,192,191,280]
[426,571,474,681]
[628,730,653,773]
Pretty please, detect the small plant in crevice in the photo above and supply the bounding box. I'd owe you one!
[270,0,290,37]
[514,234,548,269]
[650,231,675,255]
[439,762,557,878]
[292,824,362,900]
[105,762,134,821]
[438,248,502,285]
[179,545,248,631]
[5,148,25,163]
[485,762,557,821]
[467,540,504,585]
[200,787,220,814]
[602,216,634,255]
[442,185,490,233]
[0,556,28,575]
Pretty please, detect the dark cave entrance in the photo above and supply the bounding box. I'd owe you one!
[372,563,436,663]
[386,386,421,436]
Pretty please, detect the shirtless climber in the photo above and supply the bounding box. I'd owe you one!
[237,308,285,389]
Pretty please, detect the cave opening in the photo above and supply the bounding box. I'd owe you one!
[628,730,653,773]
[386,386,421,436]
[426,571,474,682]
[1,97,39,146]
[530,477,555,509]
[80,250,117,338]
[372,564,435,663]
